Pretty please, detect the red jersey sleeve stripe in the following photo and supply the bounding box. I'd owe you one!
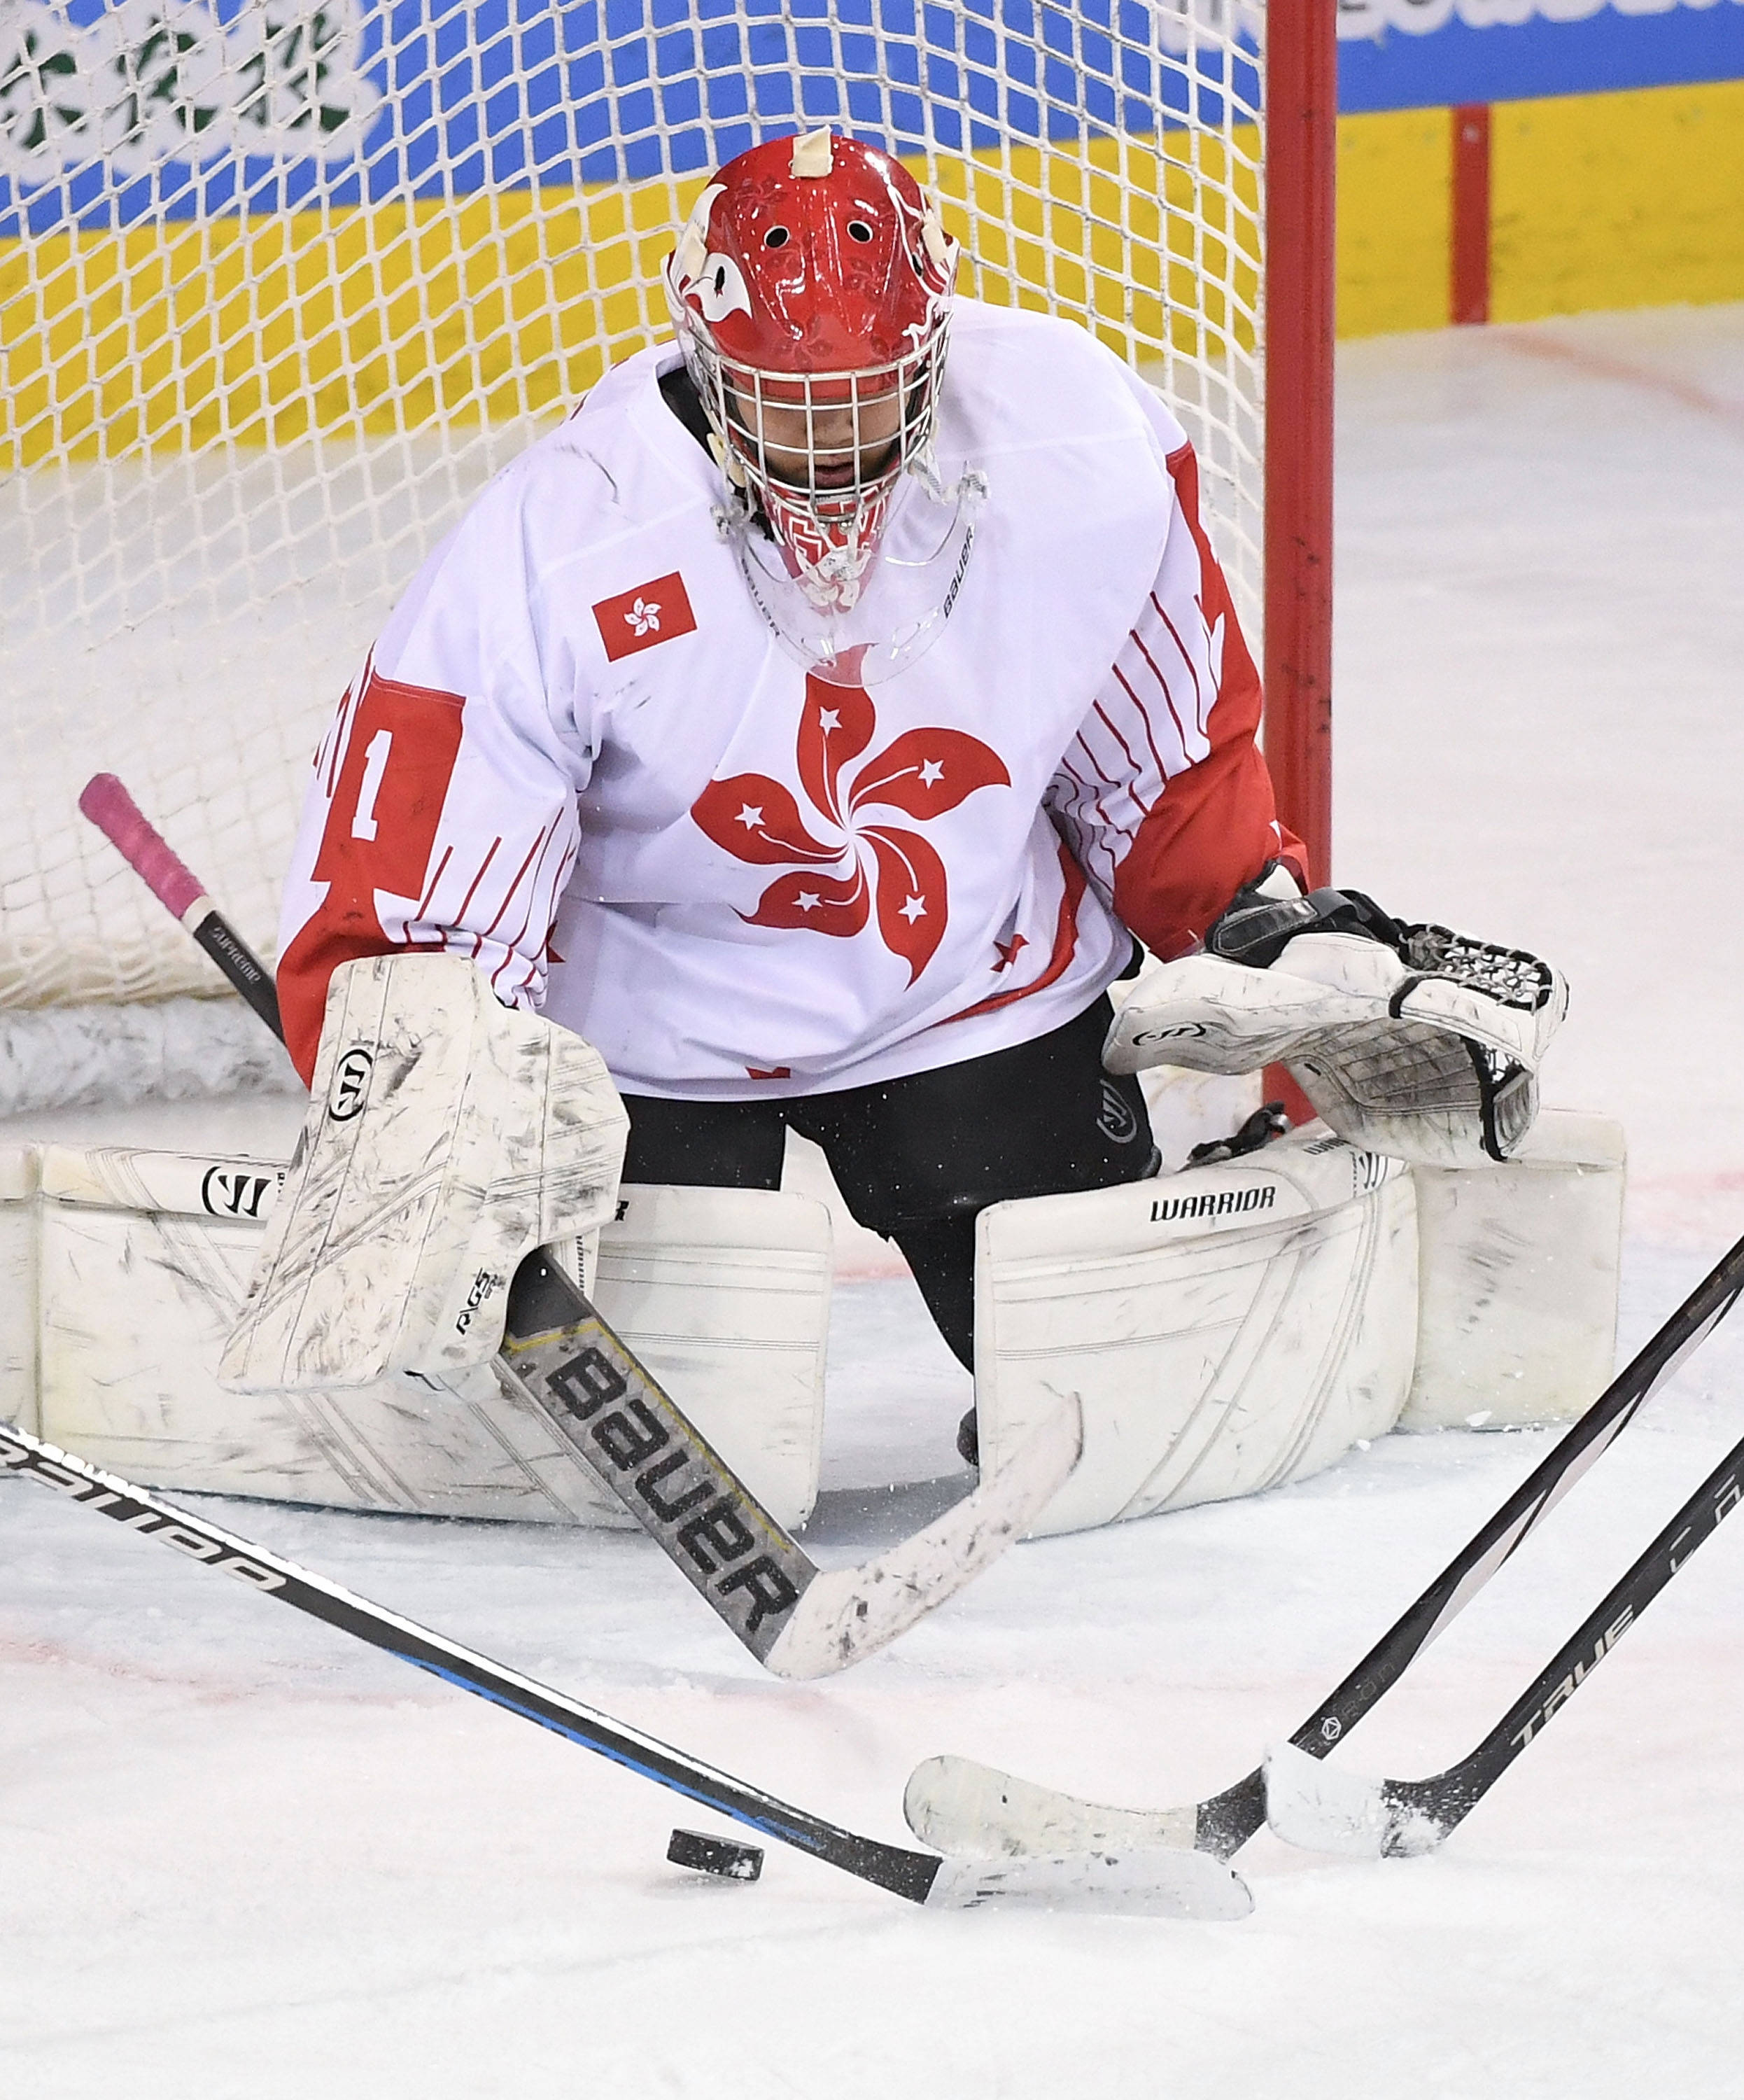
[416,843,455,921]
[448,836,504,928]
[1105,639,1175,781]
[1151,597,1210,740]
[488,819,568,995]
[1089,700,1152,811]
[1125,627,1195,759]
[475,825,550,947]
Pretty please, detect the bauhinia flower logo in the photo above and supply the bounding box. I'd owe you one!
[626,597,661,636]
[692,667,1011,983]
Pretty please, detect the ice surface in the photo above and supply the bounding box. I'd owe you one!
[1335,304,1744,1195]
[3,306,1744,2096]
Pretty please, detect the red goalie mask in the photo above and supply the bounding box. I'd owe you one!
[663,128,959,615]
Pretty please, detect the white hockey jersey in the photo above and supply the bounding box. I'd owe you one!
[278,300,1300,1098]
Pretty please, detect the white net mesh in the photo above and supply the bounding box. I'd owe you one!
[1,0,1265,1011]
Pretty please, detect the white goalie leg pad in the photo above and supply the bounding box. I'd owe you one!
[1,1149,830,1530]
[221,953,628,1392]
[575,1182,831,1527]
[1400,1108,1626,1431]
[973,1128,1419,1537]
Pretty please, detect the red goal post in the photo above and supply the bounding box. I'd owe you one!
[1263,0,1337,892]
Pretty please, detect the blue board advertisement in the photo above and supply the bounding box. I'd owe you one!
[1339,0,1744,110]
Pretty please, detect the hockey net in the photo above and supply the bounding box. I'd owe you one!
[2,0,1277,1030]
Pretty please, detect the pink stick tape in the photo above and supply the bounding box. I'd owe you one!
[78,774,207,923]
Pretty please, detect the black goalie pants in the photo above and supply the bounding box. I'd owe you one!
[619,994,1158,1371]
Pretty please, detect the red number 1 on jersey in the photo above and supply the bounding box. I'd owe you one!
[312,664,465,918]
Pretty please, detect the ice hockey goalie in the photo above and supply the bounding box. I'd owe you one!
[0,127,1621,1544]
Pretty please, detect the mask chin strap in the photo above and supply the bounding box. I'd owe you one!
[789,441,982,613]
[782,505,884,614]
[724,462,987,685]
[798,549,873,615]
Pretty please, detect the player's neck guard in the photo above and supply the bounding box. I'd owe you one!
[719,458,987,687]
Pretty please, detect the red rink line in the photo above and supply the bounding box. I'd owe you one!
[0,1628,261,1698]
[833,1247,911,1281]
[0,1624,443,1707]
[1626,1173,1744,1252]
[1496,328,1744,435]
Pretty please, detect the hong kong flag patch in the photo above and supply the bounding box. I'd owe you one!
[592,572,697,662]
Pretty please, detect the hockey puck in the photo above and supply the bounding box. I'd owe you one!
[667,1828,764,1882]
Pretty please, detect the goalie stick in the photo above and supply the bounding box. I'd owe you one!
[74,774,284,1038]
[906,1231,1744,1861]
[76,773,1081,1681]
[1265,1416,1744,1857]
[0,1417,1251,1919]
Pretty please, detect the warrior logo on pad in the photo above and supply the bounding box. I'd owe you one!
[593,573,698,662]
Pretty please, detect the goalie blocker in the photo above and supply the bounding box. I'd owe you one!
[220,951,630,1391]
[206,953,1090,1673]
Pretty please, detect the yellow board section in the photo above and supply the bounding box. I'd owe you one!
[0,178,714,468]
[1491,77,1744,323]
[0,134,1258,472]
[10,73,1731,466]
[1335,76,1744,339]
[1337,105,1453,340]
[934,131,1260,371]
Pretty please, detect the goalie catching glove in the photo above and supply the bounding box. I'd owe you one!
[1104,865,1568,1168]
[221,953,628,1390]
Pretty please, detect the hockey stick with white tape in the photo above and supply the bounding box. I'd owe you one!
[0,1417,1249,1917]
[906,1231,1744,1860]
[77,774,1081,1681]
[1265,1418,1744,1857]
